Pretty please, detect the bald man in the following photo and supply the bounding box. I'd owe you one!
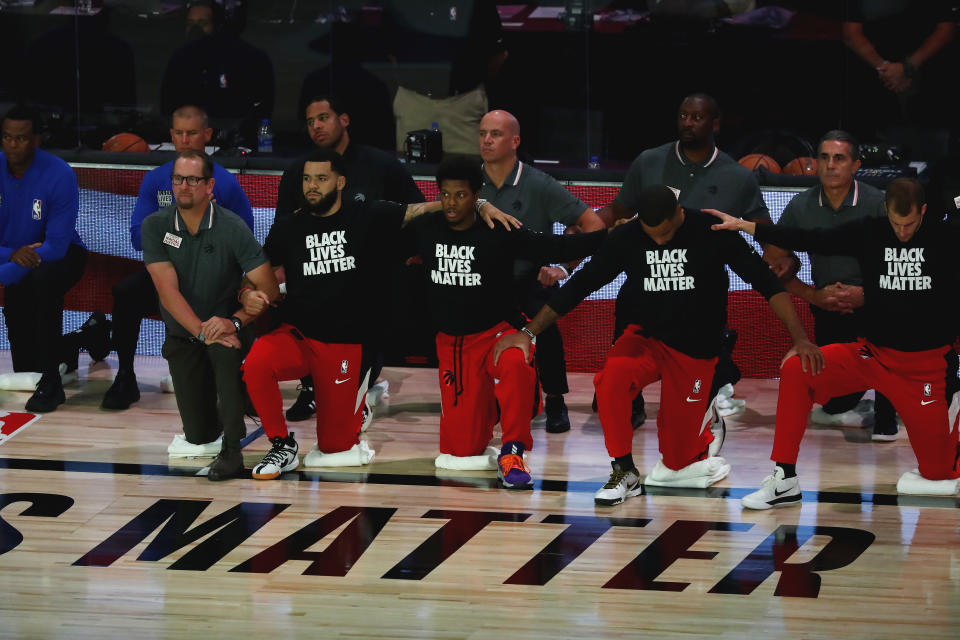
[477,110,606,433]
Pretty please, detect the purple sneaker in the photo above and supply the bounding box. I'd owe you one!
[498,442,533,490]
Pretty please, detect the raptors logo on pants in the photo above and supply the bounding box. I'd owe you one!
[436,322,540,457]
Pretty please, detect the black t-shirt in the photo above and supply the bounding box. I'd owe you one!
[275,142,424,222]
[264,200,406,343]
[756,215,960,352]
[404,213,606,336]
[550,209,785,359]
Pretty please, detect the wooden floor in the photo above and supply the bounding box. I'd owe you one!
[1,352,958,639]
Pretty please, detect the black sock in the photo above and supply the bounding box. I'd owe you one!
[613,453,636,473]
[776,462,797,479]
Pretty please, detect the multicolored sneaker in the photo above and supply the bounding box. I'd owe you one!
[497,442,533,490]
[252,433,299,480]
[594,462,642,506]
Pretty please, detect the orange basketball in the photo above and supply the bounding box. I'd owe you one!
[783,156,818,175]
[102,133,150,153]
[738,153,781,174]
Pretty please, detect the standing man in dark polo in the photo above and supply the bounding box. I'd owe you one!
[100,104,254,414]
[142,150,278,480]
[0,105,88,412]
[597,93,771,424]
[275,95,424,423]
[477,109,607,433]
[762,130,897,441]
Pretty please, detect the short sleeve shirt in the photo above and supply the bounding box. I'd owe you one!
[478,160,587,279]
[777,180,886,289]
[615,141,769,221]
[142,202,267,338]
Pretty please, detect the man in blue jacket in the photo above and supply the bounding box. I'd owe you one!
[100,104,254,414]
[0,105,87,412]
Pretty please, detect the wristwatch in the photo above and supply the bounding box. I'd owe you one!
[519,326,536,344]
[474,198,488,214]
[230,316,242,335]
[194,332,206,344]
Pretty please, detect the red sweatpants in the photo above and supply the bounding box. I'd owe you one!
[242,324,364,453]
[436,322,540,457]
[775,339,960,480]
[594,325,717,470]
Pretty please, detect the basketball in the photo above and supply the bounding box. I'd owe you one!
[102,133,150,153]
[783,156,818,175]
[738,153,781,173]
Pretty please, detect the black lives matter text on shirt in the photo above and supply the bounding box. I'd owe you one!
[755,217,960,352]
[405,213,605,336]
[550,209,784,359]
[264,200,405,343]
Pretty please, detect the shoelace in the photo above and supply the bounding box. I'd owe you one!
[499,454,528,475]
[603,469,629,489]
[260,438,293,467]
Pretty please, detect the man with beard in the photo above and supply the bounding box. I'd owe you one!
[404,157,606,488]
[99,104,254,421]
[274,96,424,424]
[711,178,960,506]
[241,149,516,480]
[596,93,771,427]
[141,150,278,481]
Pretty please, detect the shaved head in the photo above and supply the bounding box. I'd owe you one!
[482,110,520,136]
[479,110,521,164]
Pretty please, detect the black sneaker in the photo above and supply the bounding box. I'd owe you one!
[207,449,244,481]
[631,394,646,429]
[101,370,140,410]
[25,373,65,413]
[76,311,112,362]
[545,395,570,433]
[871,423,899,442]
[285,385,316,422]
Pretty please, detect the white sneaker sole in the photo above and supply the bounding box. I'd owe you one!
[741,493,802,510]
[252,457,300,480]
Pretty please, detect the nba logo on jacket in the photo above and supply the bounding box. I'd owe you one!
[32,199,42,220]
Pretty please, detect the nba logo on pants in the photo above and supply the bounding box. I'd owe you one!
[341,360,349,375]
[32,199,43,220]
[0,411,40,445]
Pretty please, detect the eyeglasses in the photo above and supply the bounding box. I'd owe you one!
[171,174,209,186]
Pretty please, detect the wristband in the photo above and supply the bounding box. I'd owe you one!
[237,286,252,303]
[230,316,242,335]
[474,198,488,214]
[556,264,570,277]
[519,326,536,343]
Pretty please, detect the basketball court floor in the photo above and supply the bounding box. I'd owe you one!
[1,352,958,639]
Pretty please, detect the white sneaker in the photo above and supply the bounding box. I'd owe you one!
[706,399,726,457]
[160,375,175,393]
[367,380,390,407]
[360,395,373,433]
[252,434,299,480]
[167,433,221,458]
[741,467,802,509]
[302,440,375,468]
[594,464,643,506]
[896,469,960,495]
[644,457,730,488]
[809,407,872,428]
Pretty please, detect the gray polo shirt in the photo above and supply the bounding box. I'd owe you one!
[776,180,886,289]
[142,202,267,338]
[615,141,769,221]
[479,160,587,279]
